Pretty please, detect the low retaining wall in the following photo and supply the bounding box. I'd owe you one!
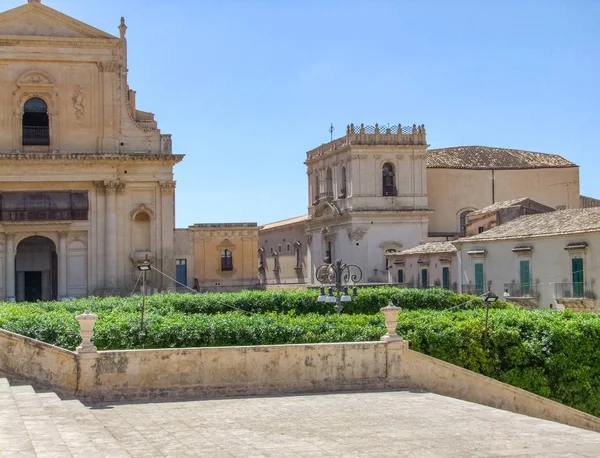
[0,328,78,393]
[1,308,600,434]
[77,341,389,400]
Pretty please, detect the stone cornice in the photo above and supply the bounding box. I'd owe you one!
[0,35,120,49]
[0,153,185,165]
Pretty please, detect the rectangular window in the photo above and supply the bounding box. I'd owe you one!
[397,269,404,284]
[475,263,484,296]
[287,244,290,252]
[442,266,450,290]
[572,257,584,298]
[478,227,484,233]
[221,250,233,272]
[420,268,428,288]
[175,259,187,287]
[278,245,282,253]
[519,260,530,296]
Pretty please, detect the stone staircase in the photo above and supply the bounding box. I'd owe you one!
[0,372,130,457]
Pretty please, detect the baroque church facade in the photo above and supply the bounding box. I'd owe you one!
[0,1,585,301]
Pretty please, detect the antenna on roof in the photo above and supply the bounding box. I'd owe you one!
[329,123,334,142]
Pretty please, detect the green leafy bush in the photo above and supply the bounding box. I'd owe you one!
[0,287,486,316]
[1,291,600,417]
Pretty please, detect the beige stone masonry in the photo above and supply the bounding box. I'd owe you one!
[0,327,77,393]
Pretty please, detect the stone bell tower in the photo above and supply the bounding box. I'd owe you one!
[304,123,431,284]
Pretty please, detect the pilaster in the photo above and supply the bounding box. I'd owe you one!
[58,231,68,299]
[159,181,176,291]
[5,233,15,302]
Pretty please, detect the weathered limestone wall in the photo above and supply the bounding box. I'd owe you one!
[76,342,388,400]
[0,328,77,393]
[392,348,600,434]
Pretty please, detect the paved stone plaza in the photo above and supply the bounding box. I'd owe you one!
[1,374,600,458]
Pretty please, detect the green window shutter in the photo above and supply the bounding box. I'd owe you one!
[421,269,428,288]
[572,258,584,297]
[475,263,484,296]
[442,267,450,290]
[519,260,530,296]
[397,269,404,284]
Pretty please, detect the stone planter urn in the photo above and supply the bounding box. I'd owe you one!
[380,301,402,342]
[75,311,98,353]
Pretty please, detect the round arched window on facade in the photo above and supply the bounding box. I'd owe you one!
[23,97,49,146]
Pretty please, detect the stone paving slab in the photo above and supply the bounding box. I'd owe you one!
[2,378,600,457]
[87,391,600,457]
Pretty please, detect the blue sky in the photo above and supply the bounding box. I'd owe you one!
[8,0,600,227]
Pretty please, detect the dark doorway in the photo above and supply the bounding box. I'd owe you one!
[16,236,57,302]
[24,272,42,302]
[23,97,50,146]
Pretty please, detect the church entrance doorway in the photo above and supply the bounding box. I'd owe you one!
[16,236,58,302]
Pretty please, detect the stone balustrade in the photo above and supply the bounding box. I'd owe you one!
[306,123,427,161]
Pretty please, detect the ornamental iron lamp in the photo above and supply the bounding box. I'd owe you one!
[136,260,152,333]
[315,259,363,314]
[483,290,499,345]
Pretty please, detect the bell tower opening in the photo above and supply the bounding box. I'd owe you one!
[23,97,50,146]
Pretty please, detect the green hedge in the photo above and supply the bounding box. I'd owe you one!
[0,304,385,351]
[0,287,485,316]
[1,292,599,417]
[397,308,600,417]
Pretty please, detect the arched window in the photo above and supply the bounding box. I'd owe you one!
[325,168,333,196]
[23,98,49,146]
[221,249,233,271]
[340,166,347,198]
[459,210,474,236]
[382,163,397,196]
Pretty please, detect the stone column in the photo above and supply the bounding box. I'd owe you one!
[58,231,68,299]
[104,181,120,293]
[159,181,176,291]
[5,234,15,302]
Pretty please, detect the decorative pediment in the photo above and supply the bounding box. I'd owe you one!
[17,70,54,87]
[0,3,117,40]
[217,239,236,252]
[314,201,340,218]
[130,203,154,219]
[379,241,403,252]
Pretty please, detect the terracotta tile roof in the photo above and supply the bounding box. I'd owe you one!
[469,198,532,217]
[260,215,308,231]
[388,241,457,256]
[457,208,600,242]
[581,195,600,208]
[427,146,576,170]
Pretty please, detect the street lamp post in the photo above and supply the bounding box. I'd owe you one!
[316,259,363,314]
[483,289,499,345]
[137,261,152,332]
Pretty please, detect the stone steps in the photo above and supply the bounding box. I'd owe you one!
[0,374,130,458]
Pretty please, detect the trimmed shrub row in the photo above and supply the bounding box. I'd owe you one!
[0,287,486,316]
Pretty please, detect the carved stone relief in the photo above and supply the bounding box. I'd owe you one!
[347,227,368,242]
[72,85,84,120]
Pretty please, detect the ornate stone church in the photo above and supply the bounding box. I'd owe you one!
[0,1,588,301]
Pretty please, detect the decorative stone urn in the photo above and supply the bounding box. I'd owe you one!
[380,301,403,342]
[75,311,98,353]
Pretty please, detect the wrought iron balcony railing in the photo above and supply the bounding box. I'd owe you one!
[22,126,50,146]
[504,283,536,298]
[553,282,594,300]
[383,185,398,197]
[0,210,88,222]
